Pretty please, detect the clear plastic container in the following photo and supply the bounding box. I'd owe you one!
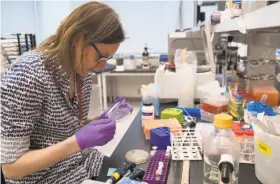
[254,124,280,184]
[233,129,244,144]
[201,109,215,123]
[242,129,254,163]
[201,95,229,114]
[203,114,240,184]
[105,97,133,122]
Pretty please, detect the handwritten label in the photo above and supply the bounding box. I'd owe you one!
[258,140,271,157]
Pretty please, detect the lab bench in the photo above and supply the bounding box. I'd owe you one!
[96,103,262,184]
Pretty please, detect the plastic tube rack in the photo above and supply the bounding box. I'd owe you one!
[143,151,170,184]
[170,128,202,161]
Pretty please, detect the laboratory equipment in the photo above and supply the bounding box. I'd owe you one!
[232,123,255,164]
[159,54,168,64]
[251,85,279,107]
[218,154,235,184]
[203,114,240,184]
[177,107,201,117]
[176,50,197,108]
[200,109,215,123]
[150,127,171,150]
[274,49,280,91]
[168,31,207,66]
[141,102,155,120]
[211,11,221,25]
[101,97,133,122]
[116,178,145,184]
[143,150,170,184]
[142,43,150,69]
[181,108,197,128]
[142,119,182,140]
[154,63,215,100]
[106,162,137,184]
[201,95,229,114]
[126,168,146,181]
[125,150,150,165]
[117,169,146,184]
[161,108,184,124]
[115,58,125,72]
[214,36,239,87]
[170,128,202,161]
[246,101,277,116]
[253,119,280,184]
[141,83,160,118]
[124,55,137,71]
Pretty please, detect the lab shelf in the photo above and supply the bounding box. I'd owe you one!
[214,2,280,33]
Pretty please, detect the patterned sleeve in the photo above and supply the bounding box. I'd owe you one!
[1,57,44,163]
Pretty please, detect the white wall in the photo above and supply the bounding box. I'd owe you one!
[106,1,196,54]
[35,1,72,43]
[1,0,205,53]
[1,1,36,34]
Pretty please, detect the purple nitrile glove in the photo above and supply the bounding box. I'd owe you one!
[100,97,127,119]
[75,119,116,150]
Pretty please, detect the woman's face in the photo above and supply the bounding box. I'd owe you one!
[74,35,120,76]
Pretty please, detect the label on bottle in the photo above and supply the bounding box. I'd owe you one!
[257,140,271,156]
[209,165,219,181]
[143,112,153,116]
[209,163,219,181]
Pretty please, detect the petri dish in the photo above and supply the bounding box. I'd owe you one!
[108,107,132,122]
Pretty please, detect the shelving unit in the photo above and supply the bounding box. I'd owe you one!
[1,33,36,79]
[201,2,280,92]
[215,2,280,33]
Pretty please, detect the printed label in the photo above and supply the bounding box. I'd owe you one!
[258,140,271,156]
[209,166,219,181]
[143,112,153,116]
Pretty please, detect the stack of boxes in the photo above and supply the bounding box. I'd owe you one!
[200,95,229,122]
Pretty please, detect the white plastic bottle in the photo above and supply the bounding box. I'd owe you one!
[142,102,154,120]
[203,114,240,184]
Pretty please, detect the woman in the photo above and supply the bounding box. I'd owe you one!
[1,2,124,183]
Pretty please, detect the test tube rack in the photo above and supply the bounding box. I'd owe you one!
[170,128,202,161]
[143,151,170,184]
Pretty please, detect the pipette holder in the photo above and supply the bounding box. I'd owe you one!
[143,151,170,184]
[150,127,171,150]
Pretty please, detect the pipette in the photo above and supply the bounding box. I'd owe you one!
[106,162,136,184]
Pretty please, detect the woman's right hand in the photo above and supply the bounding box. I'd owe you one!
[75,119,116,150]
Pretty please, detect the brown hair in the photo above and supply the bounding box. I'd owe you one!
[37,1,124,76]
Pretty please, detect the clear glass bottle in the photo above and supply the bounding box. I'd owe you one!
[203,114,240,184]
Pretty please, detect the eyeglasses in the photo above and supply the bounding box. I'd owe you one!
[91,43,112,62]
